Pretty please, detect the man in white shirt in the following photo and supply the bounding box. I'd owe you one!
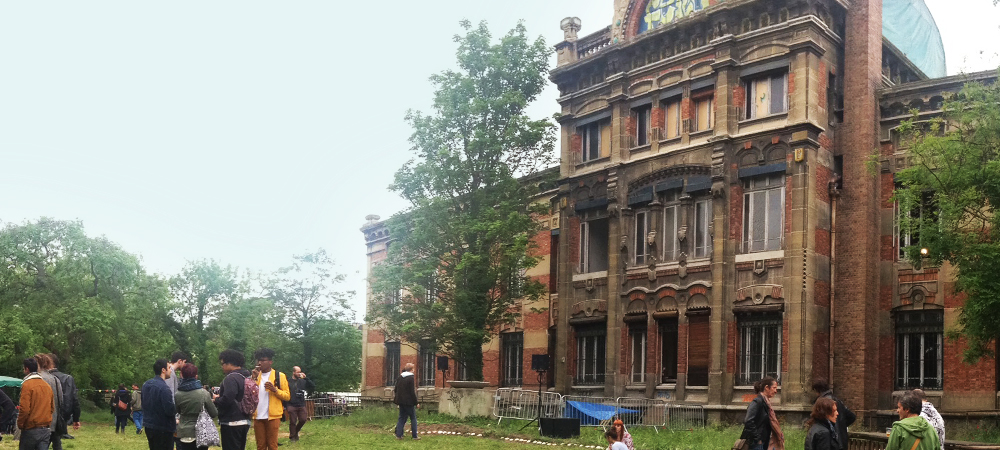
[251,348,289,450]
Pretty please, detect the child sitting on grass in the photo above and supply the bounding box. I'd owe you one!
[606,429,628,450]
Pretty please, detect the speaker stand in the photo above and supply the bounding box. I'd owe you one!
[518,370,547,432]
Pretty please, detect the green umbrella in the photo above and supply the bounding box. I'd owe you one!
[0,376,22,388]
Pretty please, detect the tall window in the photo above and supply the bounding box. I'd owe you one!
[737,313,782,386]
[743,174,785,253]
[424,276,437,303]
[508,267,527,298]
[896,191,937,260]
[630,326,647,384]
[384,342,401,386]
[575,325,606,385]
[501,332,524,387]
[663,98,681,139]
[418,341,436,387]
[692,91,714,132]
[745,72,788,119]
[662,190,681,261]
[580,120,610,162]
[687,314,710,386]
[694,199,712,258]
[660,319,678,384]
[580,218,610,273]
[896,310,943,389]
[455,353,469,381]
[635,211,649,265]
[633,105,651,146]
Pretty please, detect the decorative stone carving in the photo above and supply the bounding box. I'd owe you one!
[571,299,608,318]
[678,253,688,279]
[735,284,784,304]
[678,225,688,242]
[754,259,767,277]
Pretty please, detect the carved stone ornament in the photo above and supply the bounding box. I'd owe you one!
[620,234,629,252]
[585,278,596,293]
[677,225,688,242]
[754,259,767,276]
[678,253,688,279]
[646,230,657,246]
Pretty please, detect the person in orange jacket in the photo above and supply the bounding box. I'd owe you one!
[19,358,54,450]
[250,348,289,450]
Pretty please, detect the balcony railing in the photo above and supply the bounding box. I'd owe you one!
[576,27,612,60]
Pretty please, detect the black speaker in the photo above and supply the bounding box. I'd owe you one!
[540,418,580,438]
[436,356,449,371]
[531,354,549,372]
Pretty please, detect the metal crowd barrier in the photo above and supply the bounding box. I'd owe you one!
[491,389,705,430]
[307,396,353,419]
[493,388,564,425]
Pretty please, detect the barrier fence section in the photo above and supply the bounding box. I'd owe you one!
[493,388,564,425]
[492,389,705,431]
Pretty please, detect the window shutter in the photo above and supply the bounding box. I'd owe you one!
[687,316,710,386]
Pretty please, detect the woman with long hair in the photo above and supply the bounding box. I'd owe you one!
[804,398,840,450]
[606,419,634,450]
[740,377,785,450]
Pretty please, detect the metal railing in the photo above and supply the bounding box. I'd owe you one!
[492,389,704,431]
[493,388,564,424]
[617,397,668,430]
[563,395,618,427]
[665,404,706,429]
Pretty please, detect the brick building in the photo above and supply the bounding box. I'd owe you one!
[362,0,998,421]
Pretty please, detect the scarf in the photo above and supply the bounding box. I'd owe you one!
[826,419,839,444]
[177,377,203,392]
[762,395,785,450]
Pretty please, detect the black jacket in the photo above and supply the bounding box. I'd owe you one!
[805,420,842,450]
[111,389,132,417]
[214,368,251,424]
[819,390,856,450]
[741,394,772,446]
[0,389,14,432]
[141,376,176,433]
[287,376,315,407]
[393,373,417,407]
[50,370,81,423]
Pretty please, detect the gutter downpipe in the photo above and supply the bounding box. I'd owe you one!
[829,176,841,384]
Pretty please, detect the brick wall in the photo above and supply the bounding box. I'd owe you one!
[944,337,995,392]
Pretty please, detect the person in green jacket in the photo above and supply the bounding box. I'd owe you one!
[175,363,218,450]
[887,394,940,450]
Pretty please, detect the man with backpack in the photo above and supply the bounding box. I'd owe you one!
[251,348,290,450]
[214,349,254,450]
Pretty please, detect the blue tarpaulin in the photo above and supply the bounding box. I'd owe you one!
[883,0,947,78]
[564,401,639,425]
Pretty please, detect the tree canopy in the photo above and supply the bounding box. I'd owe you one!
[895,72,1000,361]
[366,21,555,381]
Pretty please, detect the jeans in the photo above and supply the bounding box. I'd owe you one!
[253,419,280,450]
[395,405,417,439]
[133,411,143,432]
[145,428,174,450]
[286,406,308,441]
[19,427,50,450]
[220,424,250,450]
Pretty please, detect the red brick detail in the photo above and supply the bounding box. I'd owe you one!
[688,286,708,296]
[816,229,831,258]
[818,61,828,109]
[523,310,549,330]
[734,85,746,113]
[815,281,831,307]
[368,329,385,344]
[626,116,637,145]
[567,216,581,270]
[366,356,384,388]
[571,133,582,157]
[944,285,966,309]
[730,183,744,242]
[787,72,796,95]
[651,106,664,130]
[681,98,692,121]
[819,133,834,150]
[726,321,737,374]
[482,350,499,385]
[880,285,893,311]
[880,235,895,262]
[944,337,996,392]
[881,172,895,209]
[658,288,678,298]
[878,335,894,392]
[678,322,689,376]
[813,331,830,383]
[816,164,833,204]
[530,228,551,257]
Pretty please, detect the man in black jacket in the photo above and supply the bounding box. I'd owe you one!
[141,359,176,450]
[393,363,419,440]
[286,366,315,443]
[813,378,856,450]
[214,349,251,450]
[48,354,81,442]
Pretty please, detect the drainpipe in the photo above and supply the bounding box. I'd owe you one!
[829,176,841,383]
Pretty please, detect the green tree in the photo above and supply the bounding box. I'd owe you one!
[169,260,244,376]
[366,21,554,381]
[264,249,356,386]
[895,72,1000,361]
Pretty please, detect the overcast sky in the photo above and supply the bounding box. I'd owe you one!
[1,1,997,319]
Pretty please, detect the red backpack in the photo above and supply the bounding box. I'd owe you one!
[238,373,259,416]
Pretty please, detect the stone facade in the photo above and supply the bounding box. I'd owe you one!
[361,0,999,422]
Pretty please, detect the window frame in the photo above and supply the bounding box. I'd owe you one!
[659,318,678,384]
[630,325,647,384]
[691,89,715,132]
[736,313,782,386]
[580,122,602,162]
[744,72,788,119]
[662,97,682,140]
[895,310,943,390]
[633,104,652,147]
[661,190,682,262]
[384,341,401,387]
[635,211,649,265]
[575,326,607,385]
[742,174,785,253]
[418,341,436,387]
[500,332,524,387]
[579,217,609,273]
[694,199,712,258]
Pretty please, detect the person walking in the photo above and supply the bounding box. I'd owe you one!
[285,366,315,443]
[175,364,218,450]
[812,378,855,450]
[214,349,251,450]
[131,384,144,434]
[142,359,177,450]
[33,354,64,449]
[251,348,289,450]
[912,389,945,450]
[804,398,841,450]
[111,384,132,434]
[741,377,784,450]
[886,394,939,450]
[18,358,54,450]
[393,362,419,440]
[47,354,81,442]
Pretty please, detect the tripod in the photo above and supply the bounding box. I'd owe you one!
[519,369,547,432]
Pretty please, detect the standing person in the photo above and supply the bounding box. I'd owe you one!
[34,354,64,450]
[175,364,218,450]
[605,429,628,450]
[912,389,945,450]
[110,384,132,434]
[167,352,188,398]
[251,348,289,450]
[142,359,177,450]
[804,398,841,450]
[285,366,315,443]
[214,350,251,450]
[18,358,54,450]
[886,394,939,450]
[393,362,419,440]
[606,419,633,450]
[812,378,855,450]
[47,354,81,442]
[131,385,144,434]
[0,388,15,437]
[741,377,784,450]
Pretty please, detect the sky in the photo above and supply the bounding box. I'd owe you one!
[1,1,998,319]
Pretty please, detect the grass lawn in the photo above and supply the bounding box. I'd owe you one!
[0,407,806,450]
